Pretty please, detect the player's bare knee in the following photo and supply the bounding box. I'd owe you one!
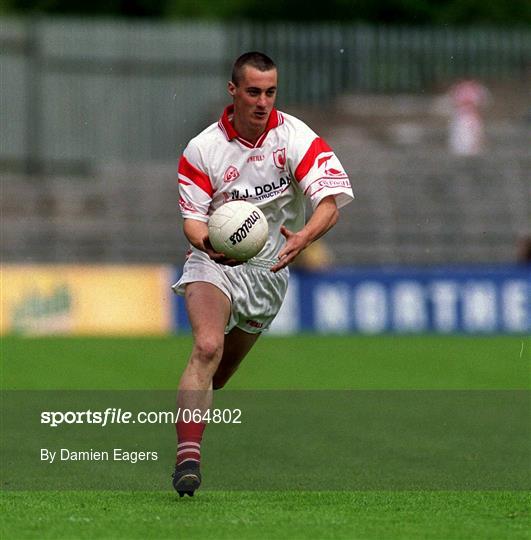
[193,338,223,365]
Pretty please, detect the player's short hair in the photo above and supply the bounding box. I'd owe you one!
[231,52,276,86]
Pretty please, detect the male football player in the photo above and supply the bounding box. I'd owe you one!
[172,51,353,496]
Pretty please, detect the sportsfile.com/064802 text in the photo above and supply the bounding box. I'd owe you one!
[40,408,242,427]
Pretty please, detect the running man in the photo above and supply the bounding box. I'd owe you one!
[172,52,353,496]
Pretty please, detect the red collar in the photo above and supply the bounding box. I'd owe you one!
[217,105,283,148]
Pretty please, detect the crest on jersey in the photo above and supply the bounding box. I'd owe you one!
[318,153,347,178]
[273,148,286,170]
[224,165,240,183]
[179,197,199,214]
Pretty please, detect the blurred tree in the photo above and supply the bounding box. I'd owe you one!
[1,0,166,17]
[163,0,249,19]
[2,0,530,24]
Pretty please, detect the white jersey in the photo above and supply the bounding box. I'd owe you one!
[177,105,353,262]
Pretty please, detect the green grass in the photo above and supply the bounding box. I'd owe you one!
[1,335,530,539]
[1,335,528,390]
[2,491,530,540]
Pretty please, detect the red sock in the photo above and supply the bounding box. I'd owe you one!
[175,421,206,465]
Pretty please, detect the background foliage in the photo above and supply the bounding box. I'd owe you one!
[2,0,531,25]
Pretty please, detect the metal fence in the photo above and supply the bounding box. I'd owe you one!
[1,17,232,174]
[1,17,529,173]
[238,23,530,101]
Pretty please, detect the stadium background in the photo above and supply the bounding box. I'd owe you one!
[1,16,529,335]
[1,1,530,538]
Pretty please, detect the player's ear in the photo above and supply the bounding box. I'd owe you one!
[227,80,236,97]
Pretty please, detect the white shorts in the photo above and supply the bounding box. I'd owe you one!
[172,249,289,334]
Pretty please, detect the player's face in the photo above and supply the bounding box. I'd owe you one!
[228,66,277,135]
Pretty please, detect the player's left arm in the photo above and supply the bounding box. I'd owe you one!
[270,195,338,273]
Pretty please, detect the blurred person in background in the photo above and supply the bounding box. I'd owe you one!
[447,79,491,156]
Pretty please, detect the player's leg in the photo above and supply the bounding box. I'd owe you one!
[178,281,230,399]
[213,327,261,389]
[173,281,230,497]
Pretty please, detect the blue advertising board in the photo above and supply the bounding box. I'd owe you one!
[172,265,529,334]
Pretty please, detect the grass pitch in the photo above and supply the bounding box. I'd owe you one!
[1,335,529,539]
[3,491,529,540]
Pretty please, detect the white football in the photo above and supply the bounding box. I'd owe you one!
[208,201,268,261]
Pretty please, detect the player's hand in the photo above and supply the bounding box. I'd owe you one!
[203,236,242,267]
[270,226,308,273]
